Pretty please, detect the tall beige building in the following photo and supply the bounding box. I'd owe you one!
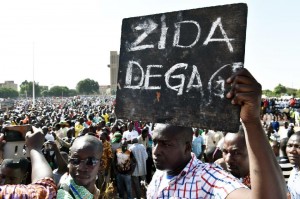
[108,51,119,95]
[0,81,18,90]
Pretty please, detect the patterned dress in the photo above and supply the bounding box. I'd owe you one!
[0,177,57,199]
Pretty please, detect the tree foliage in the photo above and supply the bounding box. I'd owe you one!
[263,84,300,98]
[0,87,19,98]
[76,78,99,95]
[19,81,41,97]
[274,84,287,95]
[48,86,77,97]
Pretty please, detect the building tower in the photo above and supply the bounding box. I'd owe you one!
[108,51,119,95]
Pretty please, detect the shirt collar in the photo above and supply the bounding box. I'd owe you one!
[167,153,199,183]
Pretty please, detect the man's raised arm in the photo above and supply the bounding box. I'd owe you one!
[226,68,286,199]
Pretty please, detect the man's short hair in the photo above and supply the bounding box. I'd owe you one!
[70,135,103,154]
[153,124,193,143]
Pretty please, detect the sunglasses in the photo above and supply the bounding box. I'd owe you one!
[69,157,100,167]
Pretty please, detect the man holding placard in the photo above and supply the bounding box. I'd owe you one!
[116,3,287,198]
[146,69,286,198]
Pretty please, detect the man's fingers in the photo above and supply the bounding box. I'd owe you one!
[230,92,258,105]
[227,84,260,99]
[226,68,255,84]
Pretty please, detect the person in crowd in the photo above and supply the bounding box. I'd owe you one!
[60,121,69,138]
[146,69,286,198]
[289,108,295,124]
[74,117,84,137]
[57,135,102,198]
[279,121,289,141]
[213,130,224,147]
[56,127,75,153]
[223,126,251,188]
[45,140,68,185]
[114,140,136,199]
[0,126,57,198]
[0,158,30,185]
[43,125,55,142]
[278,138,294,183]
[110,131,122,185]
[203,128,215,153]
[271,117,280,132]
[192,128,204,160]
[98,132,113,192]
[288,123,295,138]
[286,131,300,198]
[111,131,122,154]
[271,140,280,158]
[205,146,223,164]
[138,127,150,148]
[129,138,148,199]
[122,121,139,145]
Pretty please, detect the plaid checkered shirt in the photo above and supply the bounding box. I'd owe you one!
[147,153,247,199]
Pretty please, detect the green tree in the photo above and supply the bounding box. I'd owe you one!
[76,78,99,95]
[0,87,19,98]
[19,81,41,97]
[274,84,287,96]
[286,87,297,97]
[262,89,274,97]
[41,90,49,97]
[296,89,300,98]
[68,89,78,97]
[49,86,70,97]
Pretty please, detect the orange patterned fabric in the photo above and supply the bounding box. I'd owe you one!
[0,177,57,199]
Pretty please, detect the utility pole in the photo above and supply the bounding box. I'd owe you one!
[32,42,35,107]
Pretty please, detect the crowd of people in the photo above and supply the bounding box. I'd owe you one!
[0,69,298,198]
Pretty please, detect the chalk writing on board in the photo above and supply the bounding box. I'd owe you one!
[126,16,234,52]
[117,3,248,132]
[123,60,243,103]
[207,62,243,104]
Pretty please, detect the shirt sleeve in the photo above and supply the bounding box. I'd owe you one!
[0,177,57,199]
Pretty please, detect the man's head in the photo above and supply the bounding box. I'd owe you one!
[67,127,74,138]
[79,117,84,124]
[284,122,289,129]
[42,126,48,135]
[222,126,249,178]
[286,131,300,167]
[0,158,30,185]
[100,132,108,143]
[194,128,199,137]
[54,123,61,131]
[132,138,138,144]
[68,135,103,190]
[128,122,134,131]
[141,128,148,139]
[121,140,128,152]
[152,124,193,175]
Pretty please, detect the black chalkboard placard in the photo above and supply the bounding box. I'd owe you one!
[116,3,247,132]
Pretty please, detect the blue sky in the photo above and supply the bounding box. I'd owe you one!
[0,0,299,90]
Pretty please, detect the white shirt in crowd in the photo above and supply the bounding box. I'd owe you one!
[123,130,139,142]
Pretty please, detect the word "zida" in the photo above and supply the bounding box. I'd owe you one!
[126,16,234,52]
